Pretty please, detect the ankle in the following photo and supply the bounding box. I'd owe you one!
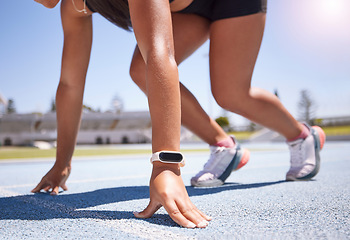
[287,124,310,142]
[214,136,235,148]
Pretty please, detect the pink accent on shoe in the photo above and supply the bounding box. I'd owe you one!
[236,150,250,170]
[215,136,235,148]
[288,124,310,142]
[312,126,326,150]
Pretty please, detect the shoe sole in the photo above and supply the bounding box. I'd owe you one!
[286,126,326,181]
[191,146,250,188]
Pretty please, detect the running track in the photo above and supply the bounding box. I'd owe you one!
[0,142,349,239]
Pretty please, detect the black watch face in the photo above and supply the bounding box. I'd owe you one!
[159,152,183,162]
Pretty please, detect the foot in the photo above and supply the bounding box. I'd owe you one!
[191,137,250,187]
[286,124,326,181]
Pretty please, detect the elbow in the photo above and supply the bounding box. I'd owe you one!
[36,0,60,9]
[145,48,178,75]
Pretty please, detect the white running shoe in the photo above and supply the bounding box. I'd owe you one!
[286,124,326,181]
[191,137,250,187]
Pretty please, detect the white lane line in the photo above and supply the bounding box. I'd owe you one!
[0,161,290,192]
[0,174,150,190]
[0,188,21,197]
[0,171,200,190]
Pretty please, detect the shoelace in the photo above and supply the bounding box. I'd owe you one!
[203,146,226,171]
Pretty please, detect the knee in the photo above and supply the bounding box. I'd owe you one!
[129,58,146,90]
[212,89,249,115]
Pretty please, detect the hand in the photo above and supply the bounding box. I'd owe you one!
[134,162,212,228]
[31,165,71,195]
[34,0,60,9]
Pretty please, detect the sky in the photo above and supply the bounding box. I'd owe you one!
[1,0,349,126]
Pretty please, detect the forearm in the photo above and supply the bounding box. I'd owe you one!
[146,55,181,153]
[54,81,85,169]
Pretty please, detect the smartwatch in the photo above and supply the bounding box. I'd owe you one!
[150,151,185,167]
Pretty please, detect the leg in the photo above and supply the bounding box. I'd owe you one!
[209,13,303,139]
[130,13,227,145]
[209,13,325,181]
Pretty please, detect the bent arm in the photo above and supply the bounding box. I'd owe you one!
[32,0,93,194]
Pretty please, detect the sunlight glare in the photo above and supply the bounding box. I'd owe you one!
[317,0,348,23]
[285,0,350,45]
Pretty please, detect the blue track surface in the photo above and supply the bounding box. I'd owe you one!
[0,142,349,239]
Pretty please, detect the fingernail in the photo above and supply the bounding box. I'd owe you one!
[198,220,208,228]
[187,222,196,228]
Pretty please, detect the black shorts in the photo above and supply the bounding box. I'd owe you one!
[85,0,175,13]
[178,0,267,21]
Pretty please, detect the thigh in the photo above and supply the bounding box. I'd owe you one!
[209,13,266,97]
[171,13,210,64]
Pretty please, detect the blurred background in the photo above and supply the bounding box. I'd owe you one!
[0,0,349,153]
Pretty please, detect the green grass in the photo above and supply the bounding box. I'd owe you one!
[227,131,255,141]
[0,147,143,160]
[0,147,56,159]
[0,147,209,160]
[321,125,350,136]
[229,125,350,139]
[1,125,348,160]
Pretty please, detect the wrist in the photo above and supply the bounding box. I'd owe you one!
[53,161,72,170]
[151,161,181,179]
[152,161,181,169]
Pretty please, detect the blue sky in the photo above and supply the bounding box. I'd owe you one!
[1,0,349,126]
